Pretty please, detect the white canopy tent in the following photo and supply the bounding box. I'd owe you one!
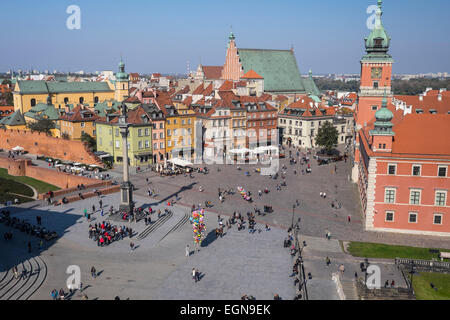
[252,146,279,155]
[167,158,193,167]
[12,146,24,151]
[228,148,251,155]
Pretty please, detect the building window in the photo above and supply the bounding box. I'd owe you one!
[115,129,119,137]
[412,165,421,176]
[435,191,447,207]
[167,120,170,125]
[138,129,142,137]
[408,212,418,223]
[371,106,378,111]
[138,141,143,149]
[388,164,396,175]
[94,96,99,104]
[433,214,443,225]
[64,97,69,104]
[438,166,447,177]
[80,122,85,128]
[160,142,164,149]
[373,81,379,89]
[384,188,396,203]
[30,99,36,107]
[385,211,394,222]
[173,119,177,125]
[115,141,120,149]
[154,143,157,150]
[145,140,149,148]
[79,97,84,104]
[167,129,171,136]
[168,140,172,147]
[145,128,149,136]
[409,190,421,205]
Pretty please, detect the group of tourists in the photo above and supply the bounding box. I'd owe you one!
[0,209,57,242]
[88,221,133,247]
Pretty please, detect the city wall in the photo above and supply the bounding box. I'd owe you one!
[0,128,103,166]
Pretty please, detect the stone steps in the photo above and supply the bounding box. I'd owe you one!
[0,257,47,300]
[341,280,359,300]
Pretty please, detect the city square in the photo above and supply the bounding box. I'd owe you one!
[0,0,449,305]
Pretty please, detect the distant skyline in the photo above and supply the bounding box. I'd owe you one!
[1,0,449,75]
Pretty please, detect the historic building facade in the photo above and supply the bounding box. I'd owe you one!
[354,1,450,236]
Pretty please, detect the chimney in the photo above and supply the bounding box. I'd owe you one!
[438,94,442,102]
[419,94,423,101]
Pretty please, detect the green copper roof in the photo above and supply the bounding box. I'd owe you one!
[303,71,321,97]
[116,58,129,81]
[237,48,308,93]
[0,109,26,126]
[370,90,394,136]
[365,0,390,56]
[16,80,113,94]
[24,103,60,121]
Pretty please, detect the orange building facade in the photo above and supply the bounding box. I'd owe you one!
[355,1,450,237]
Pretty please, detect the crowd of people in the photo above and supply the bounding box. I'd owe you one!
[1,209,57,242]
[88,221,133,247]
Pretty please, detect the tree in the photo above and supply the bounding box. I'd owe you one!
[27,118,55,135]
[315,121,338,153]
[81,132,97,152]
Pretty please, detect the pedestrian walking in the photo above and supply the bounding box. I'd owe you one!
[92,205,96,214]
[79,282,83,292]
[326,256,331,267]
[99,199,103,209]
[347,215,351,223]
[192,268,197,282]
[91,266,96,278]
[39,239,44,250]
[13,266,19,279]
[130,241,135,251]
[101,208,104,217]
[185,245,190,258]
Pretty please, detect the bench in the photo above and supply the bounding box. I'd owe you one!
[439,252,450,261]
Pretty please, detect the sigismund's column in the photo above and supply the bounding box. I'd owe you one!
[118,103,134,212]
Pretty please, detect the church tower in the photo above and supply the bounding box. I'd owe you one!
[221,31,243,81]
[115,58,129,102]
[356,0,393,128]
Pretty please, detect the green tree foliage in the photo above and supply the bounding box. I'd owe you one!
[81,132,97,152]
[392,78,450,95]
[316,121,338,153]
[27,118,55,135]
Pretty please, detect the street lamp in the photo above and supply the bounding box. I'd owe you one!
[409,262,415,290]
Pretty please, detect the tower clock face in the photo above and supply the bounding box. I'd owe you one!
[371,67,382,79]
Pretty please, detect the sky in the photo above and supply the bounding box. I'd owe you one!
[1,0,449,75]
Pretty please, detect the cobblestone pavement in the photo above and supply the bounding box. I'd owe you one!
[126,147,450,250]
[0,193,298,300]
[157,224,295,300]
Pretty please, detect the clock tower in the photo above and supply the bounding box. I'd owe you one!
[353,0,393,181]
[356,0,393,129]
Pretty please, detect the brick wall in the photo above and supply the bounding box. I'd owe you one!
[0,128,103,166]
[0,156,102,190]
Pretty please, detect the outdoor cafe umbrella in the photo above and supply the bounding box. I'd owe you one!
[12,146,24,151]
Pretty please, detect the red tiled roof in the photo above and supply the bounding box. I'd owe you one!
[60,105,99,122]
[202,66,223,80]
[394,94,450,114]
[390,114,450,156]
[192,83,205,95]
[182,96,192,106]
[219,80,234,92]
[242,69,263,79]
[202,83,214,96]
[109,106,150,125]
